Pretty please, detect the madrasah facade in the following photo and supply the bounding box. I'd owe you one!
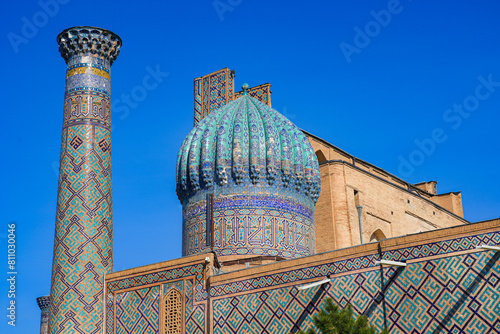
[37,26,500,334]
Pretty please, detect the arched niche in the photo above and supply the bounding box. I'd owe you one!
[370,229,387,242]
[315,150,327,163]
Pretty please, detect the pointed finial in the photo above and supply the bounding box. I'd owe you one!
[242,83,249,95]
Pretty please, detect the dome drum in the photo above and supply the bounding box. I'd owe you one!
[182,193,316,260]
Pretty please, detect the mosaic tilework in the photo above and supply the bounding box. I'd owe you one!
[212,231,500,334]
[116,286,160,334]
[234,83,272,106]
[49,26,121,334]
[194,78,202,125]
[179,94,321,203]
[213,270,384,334]
[193,68,235,126]
[164,280,184,294]
[180,91,321,262]
[37,296,50,334]
[65,73,110,95]
[106,263,204,296]
[382,230,500,263]
[210,254,378,298]
[185,279,205,334]
[383,251,500,333]
[105,263,206,334]
[110,278,205,334]
[183,194,315,259]
[211,230,500,297]
[106,293,114,334]
[193,68,272,125]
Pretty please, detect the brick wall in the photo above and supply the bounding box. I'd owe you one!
[306,133,467,252]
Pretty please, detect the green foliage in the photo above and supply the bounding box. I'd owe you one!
[294,298,389,334]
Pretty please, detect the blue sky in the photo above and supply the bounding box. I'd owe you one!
[2,0,500,332]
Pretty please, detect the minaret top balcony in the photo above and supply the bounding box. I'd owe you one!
[57,26,122,65]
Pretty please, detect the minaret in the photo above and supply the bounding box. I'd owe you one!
[49,27,121,334]
[37,296,50,334]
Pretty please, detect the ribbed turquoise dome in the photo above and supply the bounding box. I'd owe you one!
[177,93,321,260]
[176,95,321,203]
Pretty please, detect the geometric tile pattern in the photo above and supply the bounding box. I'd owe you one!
[210,231,500,298]
[383,251,500,333]
[212,231,500,334]
[106,263,205,297]
[234,83,271,106]
[185,279,205,334]
[194,68,234,126]
[210,254,378,298]
[108,278,206,334]
[37,296,50,334]
[383,231,500,263]
[105,263,206,334]
[213,270,383,334]
[116,286,160,334]
[106,293,114,334]
[49,26,121,334]
[193,68,272,126]
[183,195,316,260]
